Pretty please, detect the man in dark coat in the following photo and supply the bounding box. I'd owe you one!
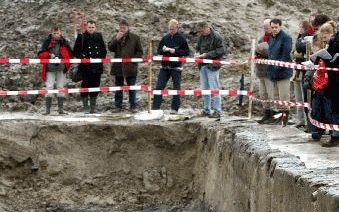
[108,19,143,113]
[38,26,73,115]
[152,19,190,114]
[267,18,293,126]
[73,20,107,114]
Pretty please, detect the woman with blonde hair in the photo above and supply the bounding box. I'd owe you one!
[319,20,336,48]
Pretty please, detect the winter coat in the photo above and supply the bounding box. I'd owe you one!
[157,32,190,69]
[267,30,293,81]
[323,32,339,121]
[73,31,107,74]
[196,29,225,70]
[255,35,269,78]
[38,35,72,81]
[108,31,143,77]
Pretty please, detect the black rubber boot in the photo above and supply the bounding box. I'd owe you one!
[89,97,97,114]
[43,97,52,115]
[57,97,67,115]
[258,109,271,124]
[82,97,89,114]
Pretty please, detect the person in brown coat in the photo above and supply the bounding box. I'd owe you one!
[108,19,143,113]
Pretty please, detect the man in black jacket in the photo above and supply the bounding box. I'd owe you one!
[152,19,190,113]
[73,20,107,114]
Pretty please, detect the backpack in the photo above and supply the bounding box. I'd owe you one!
[312,59,328,92]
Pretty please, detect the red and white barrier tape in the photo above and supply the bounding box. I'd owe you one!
[252,97,310,108]
[0,85,147,96]
[152,89,253,96]
[254,59,339,72]
[0,56,238,65]
[253,96,339,131]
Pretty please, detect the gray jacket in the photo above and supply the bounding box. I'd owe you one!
[255,36,269,78]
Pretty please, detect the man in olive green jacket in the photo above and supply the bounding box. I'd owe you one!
[108,19,143,113]
[195,21,226,119]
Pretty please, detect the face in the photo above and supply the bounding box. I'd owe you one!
[52,29,61,40]
[299,23,305,34]
[270,22,281,36]
[321,32,333,43]
[263,23,271,34]
[168,25,177,35]
[119,24,129,34]
[198,26,210,36]
[86,23,96,34]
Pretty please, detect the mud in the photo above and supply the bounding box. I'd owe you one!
[0,113,338,211]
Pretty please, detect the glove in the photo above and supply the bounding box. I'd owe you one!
[302,60,315,70]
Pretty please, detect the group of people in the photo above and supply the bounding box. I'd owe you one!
[255,15,339,147]
[38,19,225,119]
[37,16,339,147]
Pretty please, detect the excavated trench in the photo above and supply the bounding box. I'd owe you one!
[0,115,338,211]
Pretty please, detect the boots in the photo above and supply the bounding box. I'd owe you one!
[258,109,271,124]
[282,110,289,127]
[82,97,89,114]
[89,97,97,114]
[43,97,52,115]
[57,97,67,115]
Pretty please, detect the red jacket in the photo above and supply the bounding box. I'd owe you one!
[38,37,72,81]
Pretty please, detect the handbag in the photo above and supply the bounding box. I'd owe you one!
[69,64,82,82]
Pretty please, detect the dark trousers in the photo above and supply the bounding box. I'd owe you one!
[81,72,101,98]
[152,68,181,111]
[114,76,137,109]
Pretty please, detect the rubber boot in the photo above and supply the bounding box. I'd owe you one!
[282,110,289,127]
[258,109,271,124]
[43,97,52,115]
[57,97,67,115]
[89,97,97,114]
[82,96,89,114]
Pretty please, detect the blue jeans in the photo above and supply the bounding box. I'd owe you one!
[200,65,221,113]
[114,76,137,109]
[152,68,181,111]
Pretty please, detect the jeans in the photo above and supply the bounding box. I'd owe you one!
[46,70,66,97]
[200,65,221,113]
[114,76,137,109]
[152,68,181,111]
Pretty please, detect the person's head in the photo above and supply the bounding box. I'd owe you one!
[312,14,330,31]
[86,20,96,34]
[168,19,178,35]
[51,26,61,40]
[119,19,129,34]
[263,19,271,34]
[319,20,336,43]
[270,18,282,36]
[197,21,211,36]
[299,20,310,34]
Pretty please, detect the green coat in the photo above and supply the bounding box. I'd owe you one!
[108,31,143,77]
[196,29,226,70]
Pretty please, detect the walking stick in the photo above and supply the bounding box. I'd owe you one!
[248,39,256,119]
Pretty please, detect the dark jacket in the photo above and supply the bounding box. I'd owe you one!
[267,30,293,81]
[196,29,225,70]
[38,35,73,81]
[108,31,143,77]
[157,32,190,69]
[295,33,309,64]
[73,31,107,74]
[323,32,339,116]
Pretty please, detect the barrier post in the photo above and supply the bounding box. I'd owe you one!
[147,40,153,113]
[248,39,256,119]
[306,41,312,131]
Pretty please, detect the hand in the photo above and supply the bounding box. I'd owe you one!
[162,45,168,52]
[198,53,207,58]
[194,52,200,58]
[169,48,175,54]
[116,31,124,40]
